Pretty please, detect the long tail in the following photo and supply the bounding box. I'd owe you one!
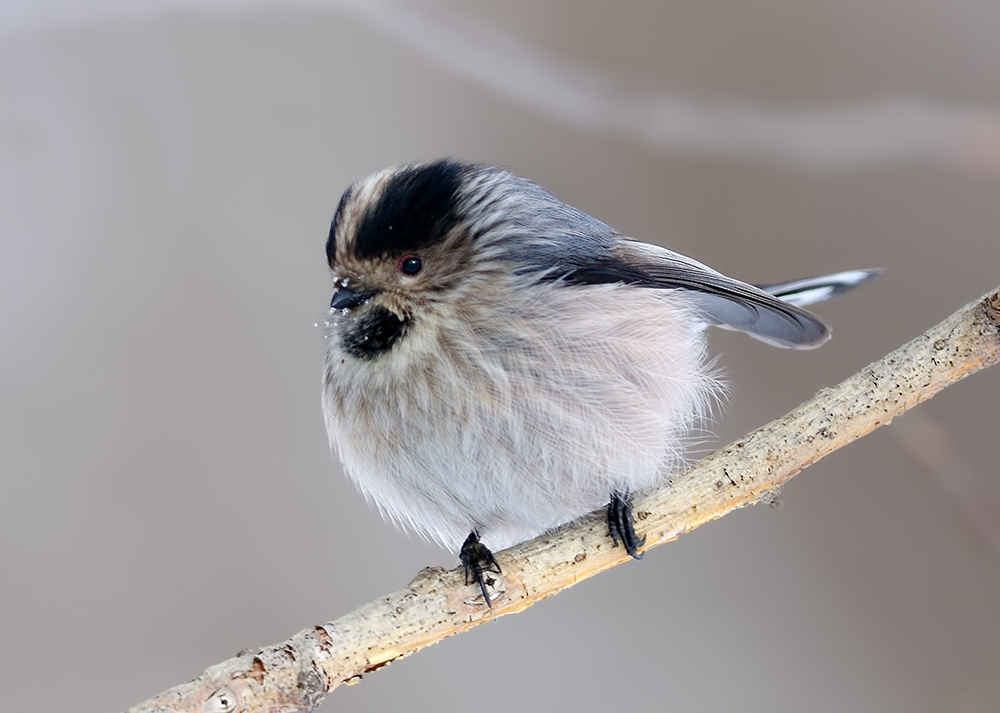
[756,269,882,308]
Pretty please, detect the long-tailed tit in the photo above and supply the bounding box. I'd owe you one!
[322,160,878,605]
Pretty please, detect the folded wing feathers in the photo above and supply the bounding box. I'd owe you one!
[613,241,835,349]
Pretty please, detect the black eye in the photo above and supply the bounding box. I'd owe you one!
[398,255,423,276]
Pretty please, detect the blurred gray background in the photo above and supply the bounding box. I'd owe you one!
[2,1,999,711]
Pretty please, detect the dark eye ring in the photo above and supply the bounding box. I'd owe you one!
[398,255,423,276]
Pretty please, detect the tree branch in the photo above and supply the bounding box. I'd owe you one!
[127,284,1000,713]
[6,0,1000,172]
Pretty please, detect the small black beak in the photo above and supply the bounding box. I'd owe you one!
[330,286,373,311]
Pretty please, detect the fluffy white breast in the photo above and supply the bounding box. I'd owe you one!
[323,280,718,552]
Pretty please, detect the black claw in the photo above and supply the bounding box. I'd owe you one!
[608,491,646,559]
[460,531,501,607]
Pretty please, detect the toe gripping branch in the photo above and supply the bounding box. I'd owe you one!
[608,491,646,559]
[460,532,502,607]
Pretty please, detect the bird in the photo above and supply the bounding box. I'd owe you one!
[321,159,878,605]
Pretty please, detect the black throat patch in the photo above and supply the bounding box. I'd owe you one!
[340,306,409,359]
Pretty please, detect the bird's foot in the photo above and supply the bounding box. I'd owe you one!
[460,531,502,607]
[608,491,646,559]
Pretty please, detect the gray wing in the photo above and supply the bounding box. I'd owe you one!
[474,173,872,348]
[559,239,835,349]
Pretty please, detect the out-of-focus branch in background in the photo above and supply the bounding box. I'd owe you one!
[3,0,1000,172]
[891,410,1000,561]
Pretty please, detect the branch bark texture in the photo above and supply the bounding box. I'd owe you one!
[127,285,1000,713]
